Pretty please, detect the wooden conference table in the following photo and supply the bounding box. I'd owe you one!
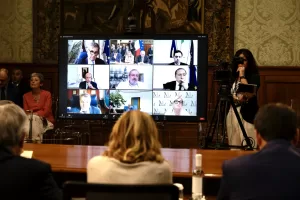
[23,144,255,197]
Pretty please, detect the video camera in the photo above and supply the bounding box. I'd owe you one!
[213,56,247,83]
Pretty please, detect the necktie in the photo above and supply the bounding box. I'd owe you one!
[1,87,6,100]
[179,83,183,91]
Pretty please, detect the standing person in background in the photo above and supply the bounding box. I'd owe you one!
[23,73,54,142]
[226,49,260,148]
[11,68,30,108]
[87,110,172,184]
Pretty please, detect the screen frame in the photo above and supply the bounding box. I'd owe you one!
[58,34,208,122]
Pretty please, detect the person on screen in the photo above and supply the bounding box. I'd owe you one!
[165,95,190,116]
[169,50,187,65]
[147,45,153,64]
[79,73,98,89]
[163,68,196,90]
[116,69,146,89]
[136,50,149,64]
[87,110,172,184]
[74,42,106,65]
[110,51,122,63]
[70,93,101,114]
[124,51,134,64]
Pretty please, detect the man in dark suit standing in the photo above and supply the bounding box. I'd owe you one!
[0,100,62,200]
[74,42,106,65]
[217,103,300,200]
[169,50,187,65]
[79,73,98,89]
[163,68,196,90]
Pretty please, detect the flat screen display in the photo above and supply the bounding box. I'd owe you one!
[58,35,208,122]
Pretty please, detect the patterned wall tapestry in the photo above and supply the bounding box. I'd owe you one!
[235,0,300,66]
[0,0,32,63]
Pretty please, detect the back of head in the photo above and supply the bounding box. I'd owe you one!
[254,103,297,141]
[103,110,164,163]
[0,100,27,147]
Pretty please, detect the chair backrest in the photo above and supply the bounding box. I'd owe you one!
[63,181,179,200]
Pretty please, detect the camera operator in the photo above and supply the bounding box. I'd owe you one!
[227,49,260,148]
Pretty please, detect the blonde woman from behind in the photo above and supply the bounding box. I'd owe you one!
[87,110,172,184]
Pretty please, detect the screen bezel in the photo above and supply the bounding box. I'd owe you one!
[58,34,208,122]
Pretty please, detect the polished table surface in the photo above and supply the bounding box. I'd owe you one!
[23,144,255,178]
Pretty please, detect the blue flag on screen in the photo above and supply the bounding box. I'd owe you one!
[170,40,176,58]
[139,40,144,51]
[103,40,110,64]
[189,40,197,86]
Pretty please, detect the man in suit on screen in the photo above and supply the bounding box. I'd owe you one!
[169,50,187,65]
[163,68,196,90]
[74,42,106,65]
[0,100,62,200]
[79,73,98,89]
[217,103,300,200]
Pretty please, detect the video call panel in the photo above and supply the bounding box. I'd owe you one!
[66,89,106,114]
[152,40,198,65]
[67,64,110,89]
[109,65,153,90]
[153,65,197,91]
[109,39,153,65]
[109,90,153,115]
[68,40,108,65]
[153,91,197,116]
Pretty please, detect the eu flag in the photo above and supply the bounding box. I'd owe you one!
[189,40,197,87]
[103,40,110,64]
[170,40,176,58]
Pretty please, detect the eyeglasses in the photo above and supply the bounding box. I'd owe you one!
[174,100,183,104]
[174,56,181,58]
[89,50,99,55]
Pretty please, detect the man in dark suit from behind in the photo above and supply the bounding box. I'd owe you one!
[169,50,187,65]
[0,100,62,200]
[79,72,98,89]
[163,68,196,90]
[217,103,300,200]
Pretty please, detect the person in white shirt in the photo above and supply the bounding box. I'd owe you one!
[116,69,146,89]
[165,95,190,116]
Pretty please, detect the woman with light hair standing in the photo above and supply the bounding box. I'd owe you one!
[23,73,54,142]
[87,110,172,184]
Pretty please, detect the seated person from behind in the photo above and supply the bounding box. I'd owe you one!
[110,51,122,63]
[70,93,101,114]
[163,68,195,90]
[23,73,54,142]
[165,95,190,116]
[0,101,62,200]
[74,42,106,65]
[136,50,149,64]
[87,110,172,184]
[79,73,98,89]
[116,69,146,89]
[169,50,187,65]
[217,103,300,200]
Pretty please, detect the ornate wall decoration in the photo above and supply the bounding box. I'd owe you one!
[33,0,60,64]
[61,0,205,35]
[235,0,300,66]
[0,0,32,63]
[205,0,235,64]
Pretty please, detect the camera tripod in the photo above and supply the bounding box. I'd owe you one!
[204,84,254,150]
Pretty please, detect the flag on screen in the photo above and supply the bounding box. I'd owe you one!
[189,40,197,87]
[103,40,110,64]
[135,40,144,56]
[170,40,177,58]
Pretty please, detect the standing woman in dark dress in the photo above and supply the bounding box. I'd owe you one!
[226,49,260,148]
